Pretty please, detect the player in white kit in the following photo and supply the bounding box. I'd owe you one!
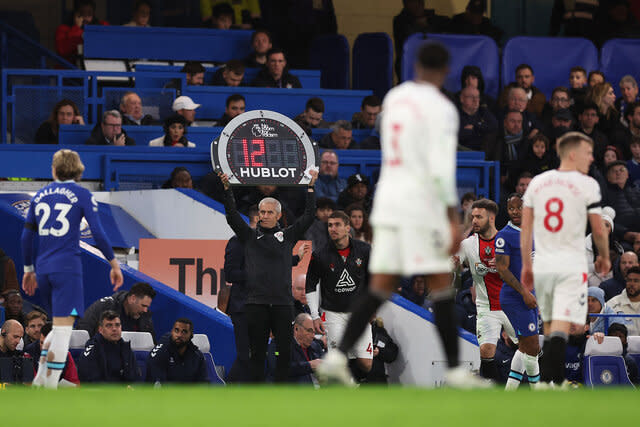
[520,132,610,387]
[317,42,488,387]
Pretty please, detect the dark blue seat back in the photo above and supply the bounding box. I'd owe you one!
[583,355,634,387]
[352,32,393,99]
[204,352,225,384]
[502,36,599,99]
[309,34,350,89]
[134,350,148,380]
[402,33,500,98]
[600,39,640,97]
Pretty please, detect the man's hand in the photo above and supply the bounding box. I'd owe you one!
[218,172,230,190]
[594,255,611,277]
[22,272,38,296]
[114,133,126,146]
[592,332,605,344]
[308,169,318,187]
[373,347,380,357]
[313,318,325,334]
[110,259,124,291]
[522,290,537,309]
[73,115,85,125]
[309,359,322,370]
[297,243,310,260]
[521,265,534,292]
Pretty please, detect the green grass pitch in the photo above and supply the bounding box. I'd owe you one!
[0,385,637,426]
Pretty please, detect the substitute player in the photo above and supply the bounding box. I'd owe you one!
[455,199,517,382]
[21,149,123,389]
[495,193,540,389]
[521,132,610,387]
[318,42,488,387]
[305,211,372,379]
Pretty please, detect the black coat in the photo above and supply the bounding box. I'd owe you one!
[84,123,136,146]
[251,68,302,88]
[77,334,138,383]
[146,335,208,384]
[267,338,324,384]
[34,121,58,144]
[122,114,155,126]
[366,322,399,384]
[604,181,640,240]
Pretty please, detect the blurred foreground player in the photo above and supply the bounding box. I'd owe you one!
[521,132,610,387]
[317,42,489,387]
[21,149,123,389]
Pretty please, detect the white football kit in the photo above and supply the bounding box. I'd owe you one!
[523,170,602,324]
[369,81,459,275]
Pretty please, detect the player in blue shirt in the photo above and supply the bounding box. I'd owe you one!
[494,193,540,389]
[21,149,123,389]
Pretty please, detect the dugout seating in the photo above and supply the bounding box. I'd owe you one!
[583,336,634,387]
[627,336,640,369]
[192,333,225,384]
[122,331,155,380]
[69,329,91,361]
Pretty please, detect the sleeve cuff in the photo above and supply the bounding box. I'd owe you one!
[24,265,34,273]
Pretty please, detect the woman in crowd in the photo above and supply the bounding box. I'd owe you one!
[345,203,372,244]
[588,82,619,136]
[35,99,84,144]
[56,0,108,64]
[149,115,195,147]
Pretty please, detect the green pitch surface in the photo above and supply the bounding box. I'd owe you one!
[1,385,637,426]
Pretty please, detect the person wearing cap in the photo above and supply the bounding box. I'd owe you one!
[546,107,575,145]
[605,160,640,244]
[540,87,571,132]
[446,0,503,43]
[337,174,371,213]
[318,120,355,150]
[148,115,195,147]
[172,96,201,126]
[585,206,624,286]
[588,286,628,334]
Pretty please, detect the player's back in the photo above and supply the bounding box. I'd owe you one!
[27,181,93,274]
[523,170,601,273]
[372,80,459,226]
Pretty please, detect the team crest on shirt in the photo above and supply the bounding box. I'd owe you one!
[355,258,362,267]
[484,246,492,256]
[274,231,284,242]
[11,199,30,218]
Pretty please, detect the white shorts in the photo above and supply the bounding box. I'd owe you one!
[476,308,518,346]
[323,310,373,360]
[369,225,451,275]
[534,271,588,325]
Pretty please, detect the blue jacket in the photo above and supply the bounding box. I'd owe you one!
[146,334,208,384]
[77,334,138,383]
[315,174,347,202]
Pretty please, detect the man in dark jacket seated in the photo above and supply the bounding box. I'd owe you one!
[85,110,136,146]
[600,251,639,301]
[146,318,208,384]
[251,48,301,88]
[605,161,640,246]
[77,310,138,383]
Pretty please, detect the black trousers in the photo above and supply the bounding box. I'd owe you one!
[226,311,250,383]
[245,303,293,382]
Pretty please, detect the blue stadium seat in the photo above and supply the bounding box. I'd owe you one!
[600,39,640,97]
[102,87,176,122]
[627,336,640,369]
[502,36,599,99]
[69,329,90,362]
[352,32,393,100]
[401,33,500,98]
[583,336,634,387]
[309,34,350,89]
[192,333,225,384]
[122,331,155,380]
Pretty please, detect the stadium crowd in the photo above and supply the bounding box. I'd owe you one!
[2,0,640,387]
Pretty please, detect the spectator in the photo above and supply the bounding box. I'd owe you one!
[457,85,498,151]
[182,61,206,86]
[568,66,588,107]
[366,317,399,384]
[85,110,135,146]
[55,0,108,64]
[0,320,33,383]
[294,97,329,138]
[608,265,640,335]
[634,233,640,257]
[600,251,639,301]
[488,110,526,180]
[401,276,428,308]
[245,29,272,67]
[611,102,640,159]
[172,96,201,126]
[318,120,354,150]
[149,114,195,147]
[352,95,382,130]
[292,274,311,317]
[315,150,347,202]
[549,0,599,41]
[304,197,335,251]
[211,60,245,87]
[519,134,556,178]
[601,145,623,176]
[337,173,372,213]
[604,161,640,245]
[120,92,154,126]
[23,310,47,347]
[124,0,151,27]
[24,321,79,387]
[216,94,245,127]
[500,87,540,137]
[578,103,609,166]
[588,70,605,88]
[345,203,372,244]
[460,66,496,112]
[548,108,575,145]
[607,322,640,384]
[76,282,156,340]
[499,64,546,117]
[77,310,138,383]
[392,0,449,79]
[251,48,302,88]
[588,287,624,334]
[202,0,261,29]
[585,206,623,285]
[0,247,19,294]
[2,290,47,325]
[459,192,476,236]
[588,82,619,137]
[446,0,503,43]
[616,75,639,123]
[162,167,193,189]
[205,2,234,29]
[146,318,208,384]
[627,137,640,188]
[35,99,85,144]
[540,87,571,132]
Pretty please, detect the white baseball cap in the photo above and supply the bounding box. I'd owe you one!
[172,96,201,111]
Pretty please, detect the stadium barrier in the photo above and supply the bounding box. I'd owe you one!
[589,313,640,335]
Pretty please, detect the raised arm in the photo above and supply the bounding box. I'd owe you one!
[218,172,252,242]
[291,170,318,240]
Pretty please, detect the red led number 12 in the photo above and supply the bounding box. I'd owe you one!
[242,138,265,167]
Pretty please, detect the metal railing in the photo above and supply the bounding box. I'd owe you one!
[590,313,640,334]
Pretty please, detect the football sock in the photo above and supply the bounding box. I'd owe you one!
[43,326,72,389]
[432,288,459,368]
[540,336,552,383]
[548,332,568,385]
[32,332,53,386]
[480,358,498,381]
[338,289,386,355]
[506,350,525,390]
[523,352,540,384]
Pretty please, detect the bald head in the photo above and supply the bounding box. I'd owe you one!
[0,319,24,352]
[292,274,307,304]
[621,251,639,276]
